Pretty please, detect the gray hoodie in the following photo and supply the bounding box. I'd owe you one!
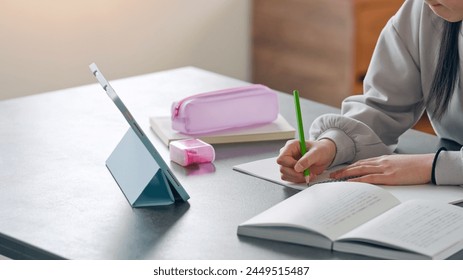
[309,0,463,185]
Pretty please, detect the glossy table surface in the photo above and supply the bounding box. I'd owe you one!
[0,67,460,259]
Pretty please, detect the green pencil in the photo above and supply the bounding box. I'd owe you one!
[293,90,310,177]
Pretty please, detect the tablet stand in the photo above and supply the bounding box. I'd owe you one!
[106,128,177,207]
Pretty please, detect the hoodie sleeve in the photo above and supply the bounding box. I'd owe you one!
[434,149,463,185]
[310,0,425,167]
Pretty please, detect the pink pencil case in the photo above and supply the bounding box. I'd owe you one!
[171,84,279,134]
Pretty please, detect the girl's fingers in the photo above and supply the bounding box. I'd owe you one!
[279,166,305,183]
[347,174,390,185]
[331,165,383,179]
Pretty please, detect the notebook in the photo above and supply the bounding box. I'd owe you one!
[149,114,295,146]
[233,156,463,204]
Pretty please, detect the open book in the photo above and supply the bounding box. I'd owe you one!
[233,157,463,204]
[238,182,463,259]
[149,114,295,146]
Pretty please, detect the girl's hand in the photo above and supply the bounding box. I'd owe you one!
[330,154,434,185]
[277,138,336,183]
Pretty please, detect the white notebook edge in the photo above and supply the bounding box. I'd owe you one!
[149,114,295,146]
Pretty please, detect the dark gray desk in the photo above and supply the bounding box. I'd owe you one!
[0,67,460,259]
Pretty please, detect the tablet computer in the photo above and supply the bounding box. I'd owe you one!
[90,63,190,206]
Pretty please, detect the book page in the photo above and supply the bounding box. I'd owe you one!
[240,182,400,241]
[338,200,463,258]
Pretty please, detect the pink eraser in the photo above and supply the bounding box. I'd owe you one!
[169,139,215,167]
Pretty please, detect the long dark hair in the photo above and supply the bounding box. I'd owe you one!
[426,20,461,120]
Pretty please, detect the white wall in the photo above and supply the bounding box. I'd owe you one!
[0,0,251,100]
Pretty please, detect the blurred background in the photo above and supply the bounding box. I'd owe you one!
[0,0,251,100]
